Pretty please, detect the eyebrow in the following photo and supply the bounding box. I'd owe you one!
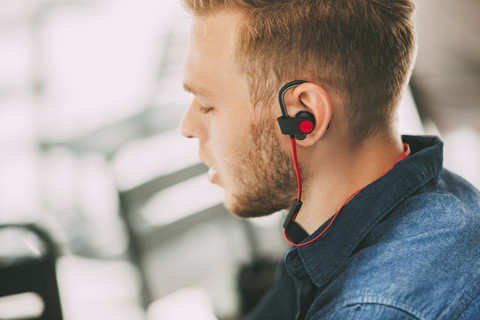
[183,82,215,99]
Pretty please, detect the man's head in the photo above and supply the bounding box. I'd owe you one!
[182,0,417,144]
[181,11,298,218]
[180,0,417,218]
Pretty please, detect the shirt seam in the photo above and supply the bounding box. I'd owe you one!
[453,281,480,320]
[325,294,431,320]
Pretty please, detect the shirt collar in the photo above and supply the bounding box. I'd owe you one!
[285,135,444,288]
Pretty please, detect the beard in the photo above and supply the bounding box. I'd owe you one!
[226,115,299,218]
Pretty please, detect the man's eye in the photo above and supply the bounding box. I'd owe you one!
[199,105,214,114]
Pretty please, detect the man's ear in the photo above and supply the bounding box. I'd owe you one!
[283,82,333,146]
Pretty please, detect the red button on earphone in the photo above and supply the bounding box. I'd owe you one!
[300,120,314,134]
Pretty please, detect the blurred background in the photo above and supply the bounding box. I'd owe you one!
[0,0,478,319]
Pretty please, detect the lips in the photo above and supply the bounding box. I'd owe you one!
[199,150,220,184]
[207,167,219,184]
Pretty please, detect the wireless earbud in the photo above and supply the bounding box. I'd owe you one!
[277,80,316,140]
[277,111,316,140]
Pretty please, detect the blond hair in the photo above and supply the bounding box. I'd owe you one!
[182,0,417,144]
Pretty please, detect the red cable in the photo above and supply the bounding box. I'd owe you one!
[284,143,411,247]
[291,138,302,202]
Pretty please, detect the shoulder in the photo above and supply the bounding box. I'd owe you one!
[313,291,480,320]
[310,174,480,319]
[376,168,480,246]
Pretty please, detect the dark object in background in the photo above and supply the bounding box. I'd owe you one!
[0,224,63,320]
[236,257,278,317]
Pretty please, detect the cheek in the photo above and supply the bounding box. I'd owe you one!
[212,105,253,146]
[209,118,247,167]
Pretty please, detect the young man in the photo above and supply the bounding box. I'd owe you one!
[180,1,480,319]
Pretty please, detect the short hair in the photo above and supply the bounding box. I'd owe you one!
[182,0,417,145]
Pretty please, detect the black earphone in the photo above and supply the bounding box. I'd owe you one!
[276,80,316,232]
[277,80,316,140]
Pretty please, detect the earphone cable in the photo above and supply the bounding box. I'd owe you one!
[291,138,302,202]
[284,142,411,247]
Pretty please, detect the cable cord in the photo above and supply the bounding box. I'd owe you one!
[284,142,411,247]
[291,138,302,202]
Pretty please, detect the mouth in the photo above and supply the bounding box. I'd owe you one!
[199,154,220,185]
[207,167,219,184]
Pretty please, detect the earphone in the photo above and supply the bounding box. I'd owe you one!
[277,80,314,232]
[277,80,316,140]
[277,80,411,246]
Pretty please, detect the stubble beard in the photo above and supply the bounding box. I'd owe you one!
[227,115,299,218]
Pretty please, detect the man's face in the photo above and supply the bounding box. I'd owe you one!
[181,11,297,218]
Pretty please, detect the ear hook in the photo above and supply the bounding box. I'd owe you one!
[278,80,307,118]
[277,80,315,140]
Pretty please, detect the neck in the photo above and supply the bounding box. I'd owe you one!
[295,134,405,235]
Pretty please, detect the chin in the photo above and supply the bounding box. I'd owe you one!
[223,191,290,219]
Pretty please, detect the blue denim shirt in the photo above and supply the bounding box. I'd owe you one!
[248,135,480,320]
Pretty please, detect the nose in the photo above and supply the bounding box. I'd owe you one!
[180,99,206,141]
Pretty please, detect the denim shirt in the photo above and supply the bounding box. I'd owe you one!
[247,135,480,320]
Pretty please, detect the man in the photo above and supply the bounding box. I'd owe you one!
[180,0,480,319]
